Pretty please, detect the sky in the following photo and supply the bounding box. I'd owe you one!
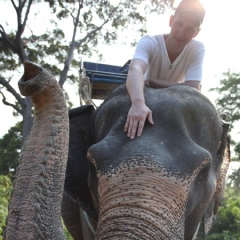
[0,0,240,146]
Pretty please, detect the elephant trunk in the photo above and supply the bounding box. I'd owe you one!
[5,62,69,240]
[94,157,191,240]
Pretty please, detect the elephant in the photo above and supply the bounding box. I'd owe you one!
[5,61,230,240]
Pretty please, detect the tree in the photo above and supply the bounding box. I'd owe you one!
[204,189,240,240]
[228,166,240,190]
[0,122,22,177]
[210,71,240,160]
[210,71,240,124]
[195,181,240,240]
[210,71,240,188]
[0,0,174,144]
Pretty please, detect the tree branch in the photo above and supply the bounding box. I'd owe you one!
[0,25,16,52]
[0,91,23,114]
[0,76,25,113]
[10,0,17,11]
[75,3,120,48]
[11,0,33,62]
[59,0,83,86]
[22,0,33,34]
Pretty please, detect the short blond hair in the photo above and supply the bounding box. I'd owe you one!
[175,0,205,27]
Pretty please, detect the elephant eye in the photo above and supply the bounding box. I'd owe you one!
[195,165,210,185]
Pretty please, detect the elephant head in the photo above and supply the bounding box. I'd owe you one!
[64,84,230,239]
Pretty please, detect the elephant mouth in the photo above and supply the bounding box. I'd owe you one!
[95,156,190,239]
[18,61,49,96]
[22,61,43,82]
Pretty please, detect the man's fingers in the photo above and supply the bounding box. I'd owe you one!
[128,119,138,139]
[147,111,154,125]
[124,117,130,132]
[137,119,144,137]
[125,105,153,139]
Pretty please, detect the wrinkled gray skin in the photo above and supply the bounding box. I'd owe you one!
[5,62,230,240]
[5,61,69,239]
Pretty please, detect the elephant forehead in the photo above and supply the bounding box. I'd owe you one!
[95,85,222,152]
[87,142,212,184]
[88,129,213,178]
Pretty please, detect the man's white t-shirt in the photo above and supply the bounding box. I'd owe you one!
[132,34,205,83]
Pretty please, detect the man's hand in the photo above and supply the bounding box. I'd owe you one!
[124,102,154,139]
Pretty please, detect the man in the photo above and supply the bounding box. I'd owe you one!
[124,0,205,139]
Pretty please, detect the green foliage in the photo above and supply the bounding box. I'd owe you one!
[205,194,240,240]
[63,221,74,240]
[235,143,240,161]
[210,71,240,125]
[228,168,240,190]
[0,122,22,177]
[0,175,12,238]
[196,187,240,240]
[210,70,240,163]
[210,70,240,197]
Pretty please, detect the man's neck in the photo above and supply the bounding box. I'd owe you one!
[164,34,183,64]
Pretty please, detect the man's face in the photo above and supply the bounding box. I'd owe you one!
[168,12,200,51]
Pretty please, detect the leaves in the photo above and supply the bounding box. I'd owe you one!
[210,71,240,124]
[205,195,240,239]
[0,175,12,238]
[0,122,22,176]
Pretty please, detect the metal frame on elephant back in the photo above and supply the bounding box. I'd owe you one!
[78,60,130,106]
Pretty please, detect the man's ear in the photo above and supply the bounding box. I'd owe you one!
[193,29,201,38]
[169,15,174,27]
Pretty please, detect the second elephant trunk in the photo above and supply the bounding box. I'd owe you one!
[5,62,69,240]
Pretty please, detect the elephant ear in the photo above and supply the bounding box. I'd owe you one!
[203,115,231,235]
[64,105,97,220]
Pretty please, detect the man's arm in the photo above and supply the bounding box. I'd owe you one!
[183,80,201,90]
[147,78,201,90]
[125,59,154,139]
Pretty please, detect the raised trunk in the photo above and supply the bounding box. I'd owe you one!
[5,61,69,240]
[21,97,33,143]
[94,157,191,240]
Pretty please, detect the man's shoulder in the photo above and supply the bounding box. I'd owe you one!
[148,34,164,42]
[140,34,164,43]
[137,34,163,51]
[188,39,205,50]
